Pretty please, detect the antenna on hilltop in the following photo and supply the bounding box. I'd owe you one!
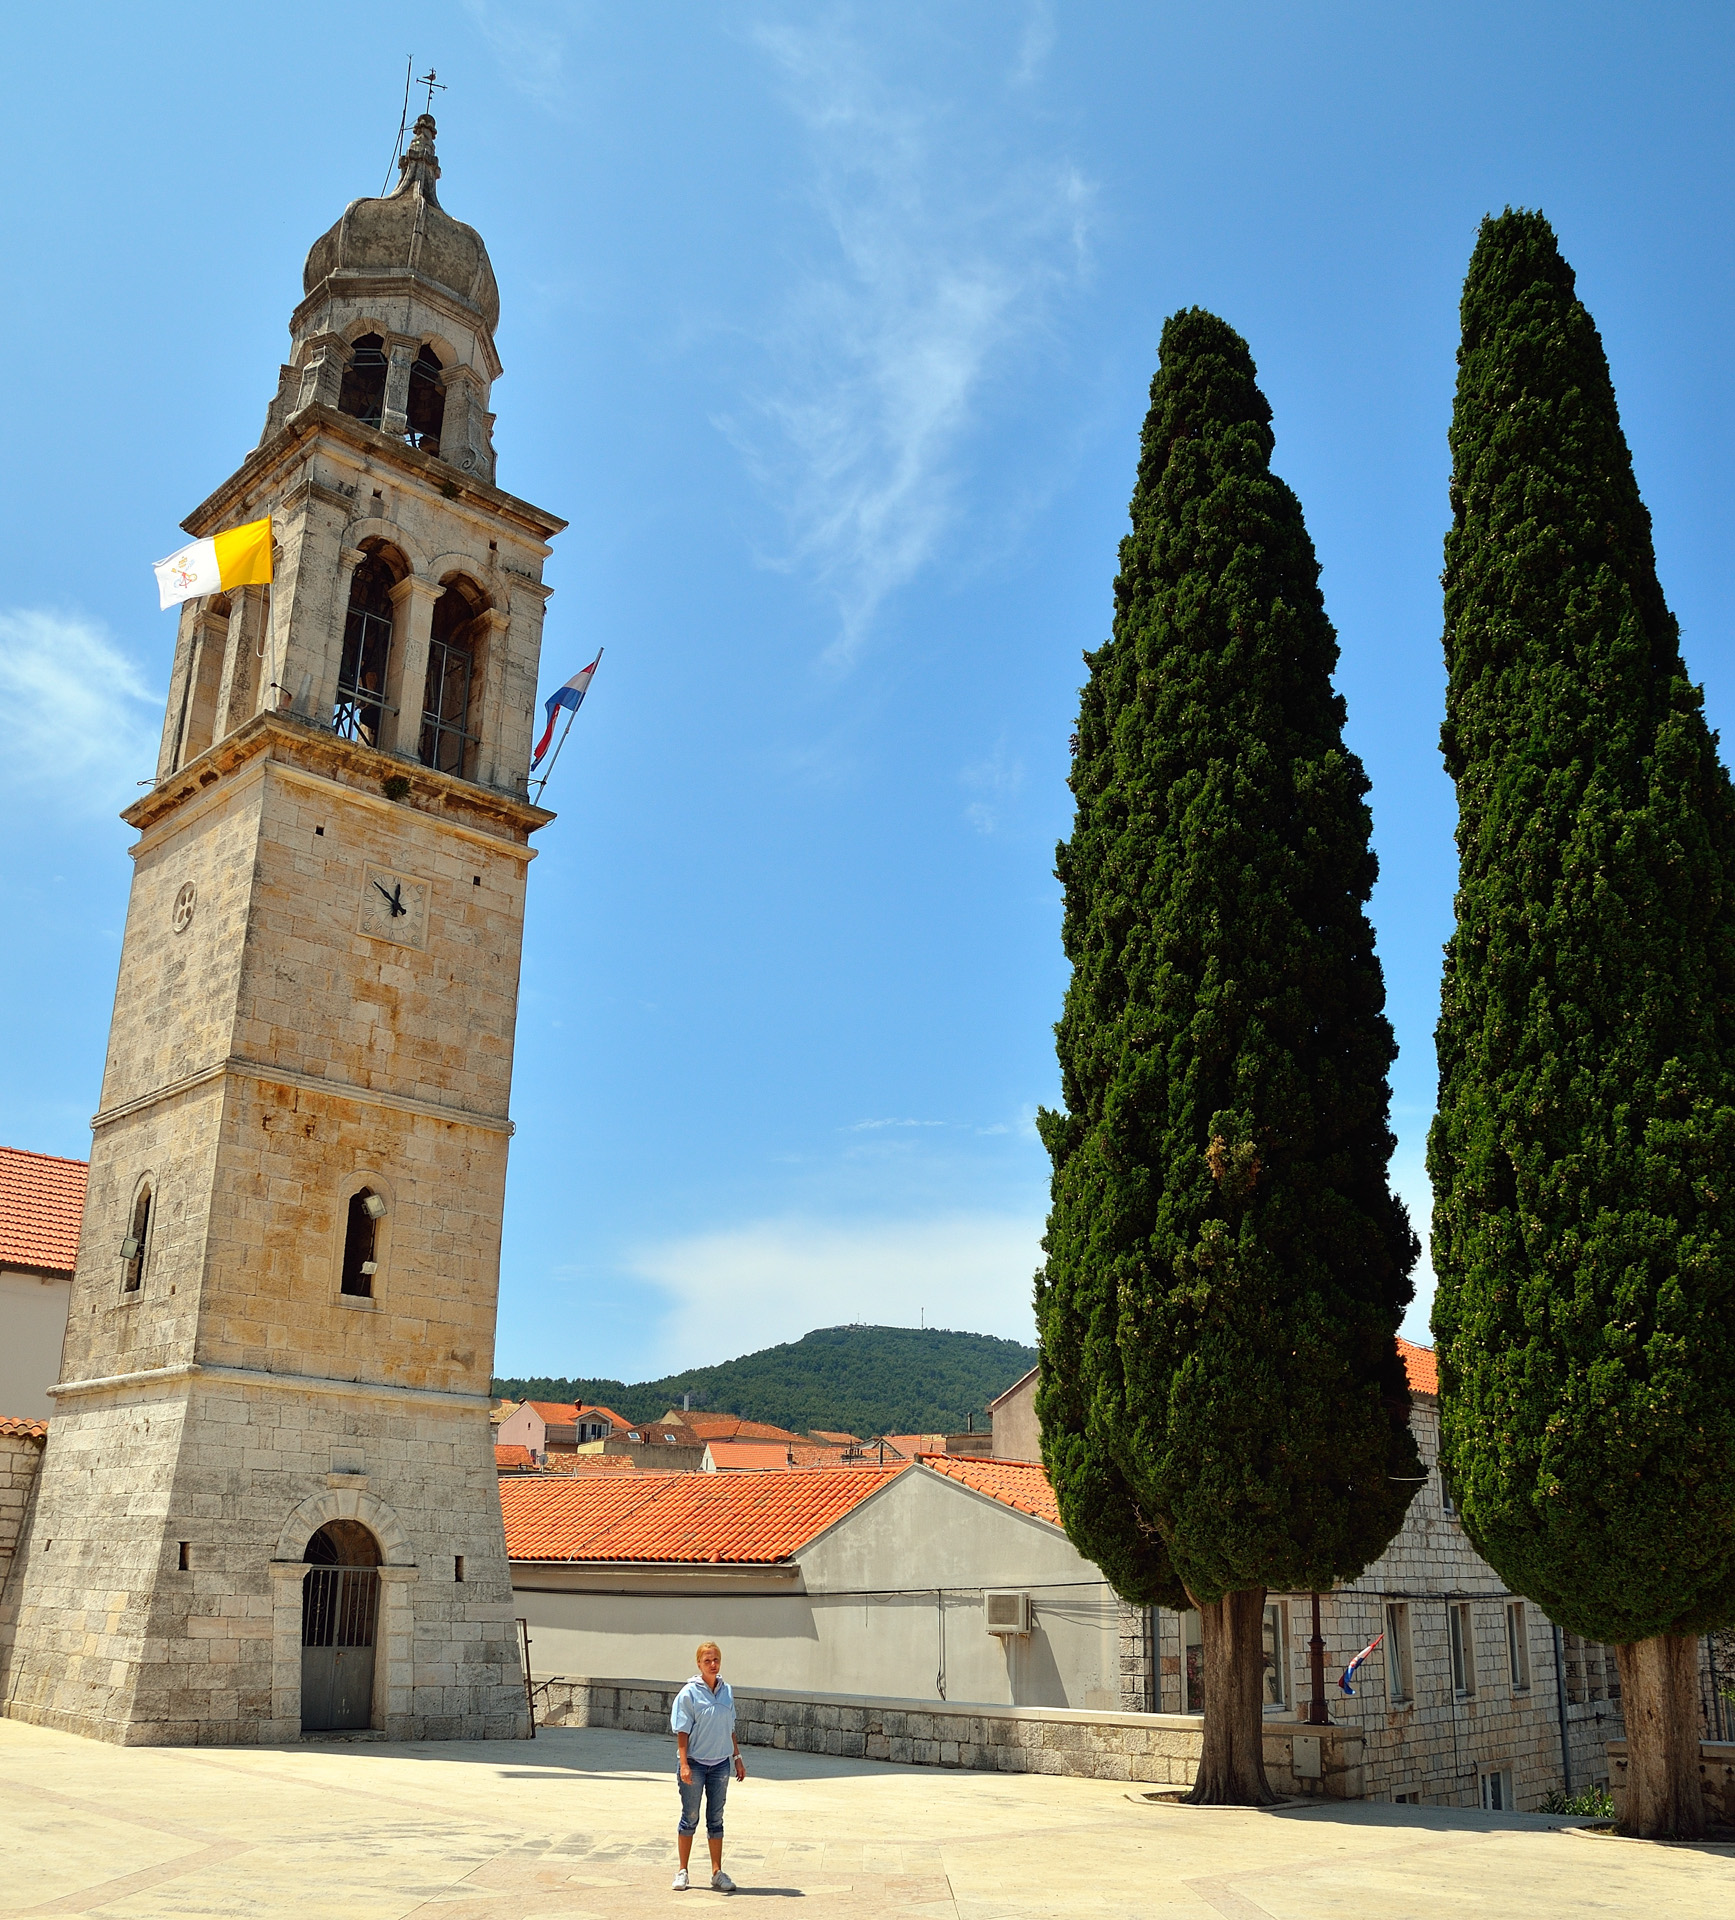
[383,56,415,195]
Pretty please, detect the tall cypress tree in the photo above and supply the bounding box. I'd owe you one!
[1036,309,1420,1803]
[1429,211,1735,1840]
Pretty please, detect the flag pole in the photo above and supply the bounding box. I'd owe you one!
[530,648,600,804]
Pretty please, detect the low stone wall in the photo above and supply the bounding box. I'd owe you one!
[532,1675,1366,1796]
[1606,1740,1735,1827]
[0,1427,46,1597]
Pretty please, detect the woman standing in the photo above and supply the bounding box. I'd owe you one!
[671,1640,746,1892]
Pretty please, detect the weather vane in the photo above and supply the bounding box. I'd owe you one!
[419,69,446,114]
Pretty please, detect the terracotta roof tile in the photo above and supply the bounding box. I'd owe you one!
[1397,1338,1438,1398]
[0,1147,86,1276]
[502,1464,904,1563]
[917,1454,1062,1529]
[808,1430,860,1446]
[541,1452,640,1474]
[673,1412,808,1445]
[0,1416,48,1441]
[703,1441,881,1472]
[495,1444,537,1470]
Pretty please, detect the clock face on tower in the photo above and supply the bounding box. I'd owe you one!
[358,865,431,950]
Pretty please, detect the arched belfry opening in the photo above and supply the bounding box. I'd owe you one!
[338,333,388,429]
[408,344,446,452]
[420,577,485,776]
[301,1521,381,1732]
[335,545,405,746]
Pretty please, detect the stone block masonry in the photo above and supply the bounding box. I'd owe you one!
[533,1675,1367,1796]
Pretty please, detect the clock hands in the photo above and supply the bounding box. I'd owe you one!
[372,878,408,918]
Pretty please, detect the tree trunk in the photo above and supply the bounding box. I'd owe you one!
[1613,1635,1706,1840]
[1186,1588,1278,1805]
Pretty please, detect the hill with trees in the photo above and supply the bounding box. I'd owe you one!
[493,1325,1036,1438]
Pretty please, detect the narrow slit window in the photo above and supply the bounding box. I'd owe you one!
[122,1185,152,1292]
[341,1188,381,1297]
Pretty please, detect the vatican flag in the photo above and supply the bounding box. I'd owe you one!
[153,515,274,610]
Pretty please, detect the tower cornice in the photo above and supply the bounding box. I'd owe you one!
[125,707,555,842]
[184,403,566,547]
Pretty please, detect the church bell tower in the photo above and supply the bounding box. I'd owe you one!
[0,115,561,1743]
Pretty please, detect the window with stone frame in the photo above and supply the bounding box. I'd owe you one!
[1505,1601,1531,1692]
[1261,1601,1289,1710]
[1385,1601,1414,1703]
[1449,1601,1476,1697]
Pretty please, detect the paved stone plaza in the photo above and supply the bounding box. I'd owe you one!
[2,1719,1729,1919]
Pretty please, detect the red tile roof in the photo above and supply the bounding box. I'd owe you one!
[0,1147,86,1276]
[1398,1338,1438,1398]
[495,1444,536,1471]
[524,1401,580,1423]
[704,1440,881,1472]
[808,1430,860,1446]
[542,1452,639,1474]
[673,1412,808,1445]
[501,1464,904,1563]
[917,1454,1062,1529]
[0,1416,48,1441]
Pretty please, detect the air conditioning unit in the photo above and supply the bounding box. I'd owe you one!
[984,1590,1032,1635]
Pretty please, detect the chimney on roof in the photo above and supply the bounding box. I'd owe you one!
[683,1393,691,1412]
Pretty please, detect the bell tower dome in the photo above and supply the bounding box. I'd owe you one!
[268,115,501,484]
[0,120,564,1746]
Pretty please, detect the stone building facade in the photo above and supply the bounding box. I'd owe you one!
[0,116,561,1745]
[1116,1351,1625,1809]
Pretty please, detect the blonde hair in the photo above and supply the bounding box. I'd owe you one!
[696,1640,722,1664]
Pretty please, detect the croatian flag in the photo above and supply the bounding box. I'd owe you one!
[532,652,602,768]
[1338,1631,1384,1696]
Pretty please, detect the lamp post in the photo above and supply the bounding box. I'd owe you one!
[1305,1592,1331,1725]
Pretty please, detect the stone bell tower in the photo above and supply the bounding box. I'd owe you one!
[0,116,562,1744]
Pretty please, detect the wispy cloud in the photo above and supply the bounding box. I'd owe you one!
[0,609,161,813]
[959,736,1025,833]
[848,1117,947,1131]
[1009,1,1055,88]
[723,15,1094,663]
[629,1211,1042,1372]
[461,0,569,110]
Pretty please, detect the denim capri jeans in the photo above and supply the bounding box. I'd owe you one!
[678,1757,730,1836]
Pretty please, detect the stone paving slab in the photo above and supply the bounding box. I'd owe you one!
[1,1717,1729,1919]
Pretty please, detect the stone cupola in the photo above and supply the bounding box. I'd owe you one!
[262,116,501,483]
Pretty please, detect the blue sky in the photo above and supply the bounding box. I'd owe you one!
[2,4,1731,1381]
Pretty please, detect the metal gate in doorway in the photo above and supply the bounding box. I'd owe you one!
[300,1565,379,1731]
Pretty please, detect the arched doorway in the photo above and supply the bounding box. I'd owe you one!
[300,1520,381,1732]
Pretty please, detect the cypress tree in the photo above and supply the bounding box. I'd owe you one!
[1429,210,1735,1840]
[1036,310,1421,1803]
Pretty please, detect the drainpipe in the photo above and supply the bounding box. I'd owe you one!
[1552,1623,1571,1796]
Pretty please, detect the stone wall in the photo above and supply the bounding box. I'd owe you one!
[532,1675,1367,1797]
[0,1429,45,1597]
[1607,1740,1735,1828]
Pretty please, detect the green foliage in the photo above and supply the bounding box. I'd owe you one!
[493,1325,1034,1439]
[1428,211,1735,1646]
[1035,308,1421,1613]
[1542,1785,1616,1820]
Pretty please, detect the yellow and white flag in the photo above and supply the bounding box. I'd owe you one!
[154,516,274,610]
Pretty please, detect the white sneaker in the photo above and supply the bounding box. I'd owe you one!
[671,1867,689,1891]
[711,1871,736,1892]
